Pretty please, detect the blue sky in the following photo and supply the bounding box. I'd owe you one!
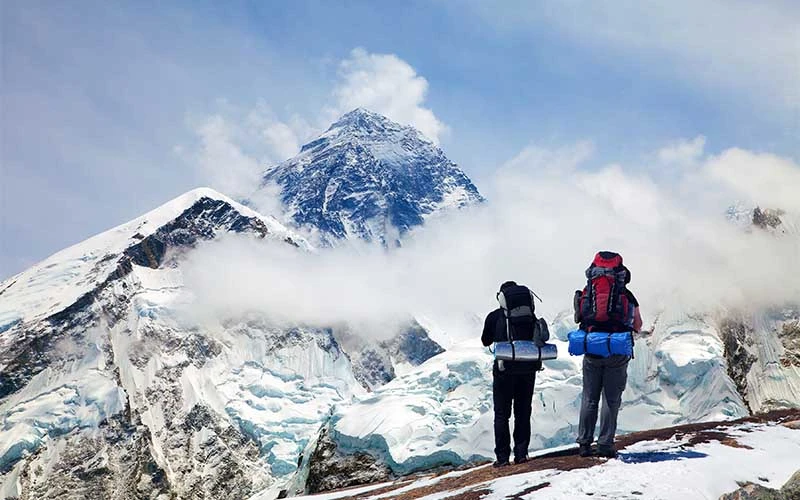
[2,0,798,278]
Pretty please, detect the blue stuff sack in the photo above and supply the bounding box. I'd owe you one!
[567,330,633,357]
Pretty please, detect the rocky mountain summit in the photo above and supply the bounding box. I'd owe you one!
[258,108,483,244]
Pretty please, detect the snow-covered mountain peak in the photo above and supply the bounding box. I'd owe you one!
[258,109,483,243]
[0,187,307,329]
[313,107,432,150]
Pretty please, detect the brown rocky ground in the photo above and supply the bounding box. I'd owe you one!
[324,409,800,500]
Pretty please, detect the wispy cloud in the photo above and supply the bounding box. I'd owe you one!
[465,0,800,112]
[328,48,448,143]
[705,148,800,213]
[658,136,706,166]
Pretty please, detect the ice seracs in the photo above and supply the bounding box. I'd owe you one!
[0,188,331,498]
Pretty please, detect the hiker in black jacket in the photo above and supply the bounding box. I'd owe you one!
[481,281,545,467]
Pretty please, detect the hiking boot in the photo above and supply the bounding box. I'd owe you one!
[492,459,510,468]
[578,443,593,457]
[597,445,617,458]
[514,455,530,465]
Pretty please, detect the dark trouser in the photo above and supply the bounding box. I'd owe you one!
[493,370,536,462]
[577,354,629,447]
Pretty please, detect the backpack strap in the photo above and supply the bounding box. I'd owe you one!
[584,269,596,319]
[607,265,627,318]
[625,289,640,307]
[505,308,514,342]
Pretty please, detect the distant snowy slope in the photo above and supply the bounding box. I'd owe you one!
[257,108,483,243]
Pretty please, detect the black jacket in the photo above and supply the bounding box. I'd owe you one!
[482,308,541,374]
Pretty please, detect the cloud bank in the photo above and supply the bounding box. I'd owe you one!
[181,140,800,343]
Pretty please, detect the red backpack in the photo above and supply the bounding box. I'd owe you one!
[574,251,635,332]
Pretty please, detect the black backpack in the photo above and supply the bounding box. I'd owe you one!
[497,284,537,342]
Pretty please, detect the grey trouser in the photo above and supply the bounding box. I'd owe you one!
[576,354,629,447]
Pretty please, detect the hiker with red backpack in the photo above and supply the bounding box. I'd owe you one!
[569,251,643,458]
[481,281,551,467]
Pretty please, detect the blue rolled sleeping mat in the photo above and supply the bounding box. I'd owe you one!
[567,330,633,357]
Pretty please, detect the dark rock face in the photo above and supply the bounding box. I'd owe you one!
[779,320,800,368]
[162,403,263,500]
[341,321,445,390]
[12,412,170,500]
[0,327,61,400]
[752,207,784,230]
[352,348,395,388]
[720,469,800,499]
[382,322,445,366]
[719,482,783,500]
[305,427,392,494]
[719,318,758,412]
[261,109,483,243]
[124,196,285,269]
[0,197,274,402]
[781,469,800,499]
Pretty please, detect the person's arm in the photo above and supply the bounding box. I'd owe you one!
[573,290,583,324]
[624,289,642,332]
[534,317,550,346]
[633,306,643,333]
[481,311,496,346]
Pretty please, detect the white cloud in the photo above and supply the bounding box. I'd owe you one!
[658,136,706,165]
[330,48,447,143]
[181,140,800,346]
[466,1,800,111]
[244,103,307,161]
[193,115,262,201]
[261,122,299,160]
[704,148,800,212]
[186,103,311,209]
[499,141,595,179]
